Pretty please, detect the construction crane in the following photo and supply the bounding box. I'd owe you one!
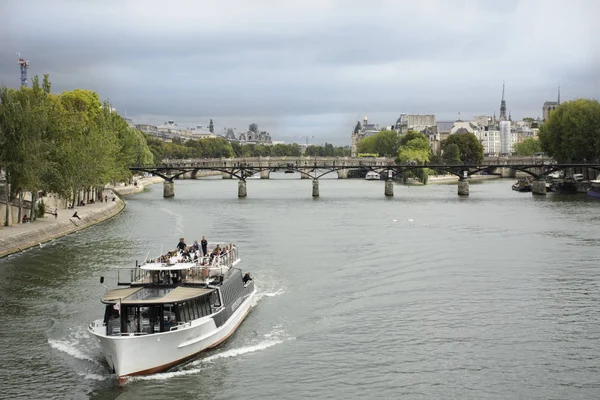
[290,135,315,146]
[17,54,30,87]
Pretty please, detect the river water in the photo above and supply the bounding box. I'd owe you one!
[1,175,599,400]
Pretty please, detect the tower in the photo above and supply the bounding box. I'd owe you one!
[499,81,507,121]
[558,86,561,105]
[18,55,30,87]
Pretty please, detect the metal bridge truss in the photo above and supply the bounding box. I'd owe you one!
[130,162,600,182]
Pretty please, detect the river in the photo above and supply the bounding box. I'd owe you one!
[1,175,599,399]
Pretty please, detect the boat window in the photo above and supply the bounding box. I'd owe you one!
[163,304,176,331]
[211,290,221,308]
[189,299,197,320]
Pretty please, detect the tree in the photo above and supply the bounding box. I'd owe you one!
[357,130,400,156]
[442,143,461,164]
[513,137,542,156]
[396,131,431,183]
[538,99,600,162]
[442,132,484,164]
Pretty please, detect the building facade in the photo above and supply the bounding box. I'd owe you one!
[350,115,381,156]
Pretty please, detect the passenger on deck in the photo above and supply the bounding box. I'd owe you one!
[209,247,219,263]
[107,313,121,336]
[177,238,186,252]
[192,240,200,251]
[243,272,252,285]
[201,236,208,256]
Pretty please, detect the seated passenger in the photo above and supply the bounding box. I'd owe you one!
[243,272,253,285]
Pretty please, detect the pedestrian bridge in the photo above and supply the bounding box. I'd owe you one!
[129,156,600,198]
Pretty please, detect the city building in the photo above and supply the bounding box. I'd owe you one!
[237,123,272,144]
[500,120,512,155]
[350,115,381,156]
[394,114,436,134]
[543,87,561,120]
[190,125,217,139]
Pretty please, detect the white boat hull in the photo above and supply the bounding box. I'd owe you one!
[89,288,256,378]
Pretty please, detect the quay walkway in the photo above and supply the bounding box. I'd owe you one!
[0,177,163,258]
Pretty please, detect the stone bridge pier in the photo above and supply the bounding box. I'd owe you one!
[312,179,319,197]
[300,168,312,179]
[457,177,469,196]
[238,180,247,198]
[384,170,394,197]
[532,178,546,195]
[337,168,349,179]
[163,181,175,198]
[222,171,232,179]
[260,169,271,179]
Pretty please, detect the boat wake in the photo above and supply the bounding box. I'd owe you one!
[48,338,101,366]
[252,287,286,306]
[158,207,185,236]
[128,326,293,383]
[48,327,113,381]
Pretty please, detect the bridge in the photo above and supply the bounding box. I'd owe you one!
[129,156,600,198]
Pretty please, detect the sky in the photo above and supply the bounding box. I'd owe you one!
[1,0,599,145]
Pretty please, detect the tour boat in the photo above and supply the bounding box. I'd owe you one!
[365,171,381,181]
[88,243,255,380]
[587,181,600,199]
[511,177,533,192]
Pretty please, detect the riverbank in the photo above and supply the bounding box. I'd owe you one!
[0,177,162,258]
[111,175,164,196]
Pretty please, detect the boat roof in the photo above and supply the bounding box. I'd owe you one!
[140,262,196,271]
[102,287,143,302]
[102,286,214,305]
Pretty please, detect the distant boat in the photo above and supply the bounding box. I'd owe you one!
[365,171,381,181]
[587,181,600,199]
[512,177,533,192]
[284,170,294,174]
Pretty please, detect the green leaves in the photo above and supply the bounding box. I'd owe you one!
[0,77,156,201]
[513,137,542,156]
[539,99,600,163]
[442,132,484,165]
[357,130,400,157]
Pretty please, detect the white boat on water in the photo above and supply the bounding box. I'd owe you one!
[365,171,381,181]
[88,242,255,380]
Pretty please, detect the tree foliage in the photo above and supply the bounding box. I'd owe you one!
[442,132,484,164]
[396,130,431,183]
[538,99,600,162]
[442,143,461,163]
[357,130,400,157]
[147,138,349,160]
[0,76,155,208]
[513,137,542,156]
[305,143,350,157]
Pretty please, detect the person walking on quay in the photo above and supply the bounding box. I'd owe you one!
[54,208,58,218]
[201,236,208,257]
[72,211,81,220]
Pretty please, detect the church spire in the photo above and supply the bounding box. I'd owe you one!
[558,86,561,104]
[499,80,507,121]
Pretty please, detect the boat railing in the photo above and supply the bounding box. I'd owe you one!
[115,244,239,286]
[117,267,152,286]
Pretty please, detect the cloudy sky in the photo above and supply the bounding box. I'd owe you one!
[1,0,598,144]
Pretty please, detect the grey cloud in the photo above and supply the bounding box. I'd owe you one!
[1,0,598,145]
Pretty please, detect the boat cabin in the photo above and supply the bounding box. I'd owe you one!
[101,286,221,336]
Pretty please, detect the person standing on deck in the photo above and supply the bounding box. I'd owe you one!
[201,236,208,256]
[176,238,186,252]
